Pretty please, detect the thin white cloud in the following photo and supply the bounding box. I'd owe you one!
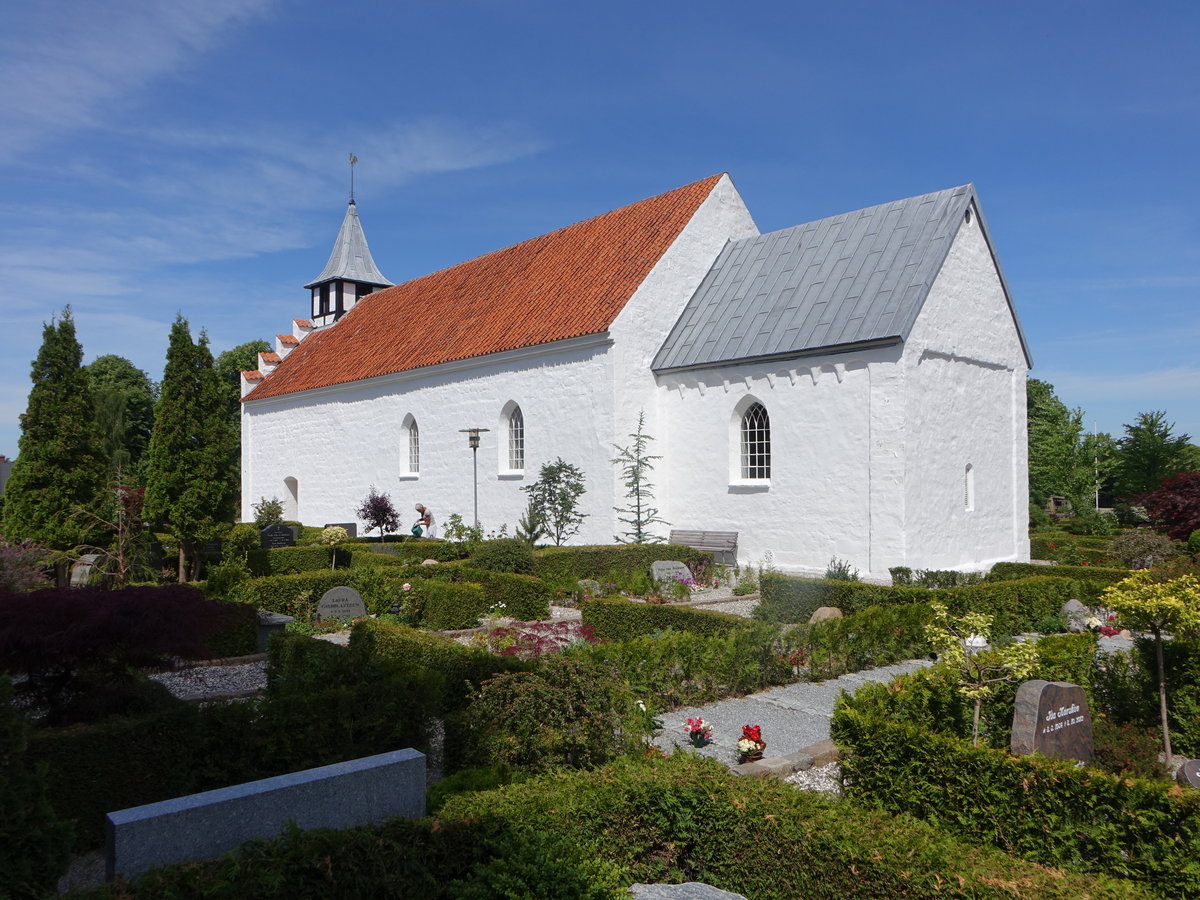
[0,0,275,162]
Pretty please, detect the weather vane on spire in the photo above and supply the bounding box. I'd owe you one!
[349,153,358,204]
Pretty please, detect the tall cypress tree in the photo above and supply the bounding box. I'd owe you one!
[144,316,238,581]
[3,309,107,552]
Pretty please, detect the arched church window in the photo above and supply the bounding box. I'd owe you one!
[403,416,420,475]
[740,403,771,480]
[508,405,525,472]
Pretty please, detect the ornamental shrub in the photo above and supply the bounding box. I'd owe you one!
[469,537,536,574]
[0,534,51,592]
[1109,530,1180,569]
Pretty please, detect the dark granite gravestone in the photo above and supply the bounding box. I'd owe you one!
[1177,759,1200,789]
[202,539,222,558]
[260,524,296,549]
[316,586,367,621]
[1011,680,1093,762]
[324,522,357,538]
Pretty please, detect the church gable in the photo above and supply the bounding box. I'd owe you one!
[245,174,726,401]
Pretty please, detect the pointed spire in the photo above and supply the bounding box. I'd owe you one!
[305,201,391,289]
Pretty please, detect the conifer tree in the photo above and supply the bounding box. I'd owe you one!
[3,308,107,554]
[144,316,238,581]
[612,410,668,543]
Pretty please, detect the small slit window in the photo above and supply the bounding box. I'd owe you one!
[740,403,771,480]
[964,463,975,511]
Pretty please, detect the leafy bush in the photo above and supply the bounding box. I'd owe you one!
[1109,530,1180,568]
[0,585,248,723]
[462,655,638,773]
[0,534,50,592]
[581,596,760,641]
[222,523,260,560]
[823,556,860,581]
[1140,472,1200,541]
[0,675,71,895]
[780,602,935,681]
[469,537,536,574]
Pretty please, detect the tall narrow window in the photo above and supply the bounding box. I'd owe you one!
[508,405,525,471]
[404,416,420,475]
[741,403,771,480]
[964,463,975,511]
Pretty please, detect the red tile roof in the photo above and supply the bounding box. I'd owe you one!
[245,175,723,401]
[260,351,281,365]
[277,334,299,345]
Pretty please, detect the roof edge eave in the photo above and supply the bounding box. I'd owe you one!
[652,336,903,376]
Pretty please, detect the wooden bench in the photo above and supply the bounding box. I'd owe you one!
[668,530,739,566]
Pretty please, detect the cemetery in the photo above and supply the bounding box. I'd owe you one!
[1,514,1199,898]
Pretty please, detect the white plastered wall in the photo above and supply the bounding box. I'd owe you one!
[241,175,758,539]
[656,347,901,578]
[900,206,1030,571]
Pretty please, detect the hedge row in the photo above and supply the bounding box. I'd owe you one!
[77,756,1147,899]
[580,597,759,642]
[987,562,1131,599]
[533,544,713,582]
[1029,537,1119,565]
[779,602,935,681]
[27,672,438,851]
[1032,531,1115,551]
[831,707,1200,898]
[346,538,468,562]
[756,573,1080,635]
[245,546,350,576]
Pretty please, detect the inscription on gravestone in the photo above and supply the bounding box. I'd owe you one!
[1010,680,1093,762]
[1177,759,1200,789]
[260,524,296,549]
[317,586,367,621]
[651,560,692,584]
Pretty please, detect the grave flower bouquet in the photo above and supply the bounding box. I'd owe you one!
[737,724,766,762]
[684,716,712,747]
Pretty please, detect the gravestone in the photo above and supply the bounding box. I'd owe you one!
[652,560,691,584]
[1061,599,1091,633]
[316,586,367,621]
[260,524,296,549]
[1011,680,1093,762]
[202,538,222,558]
[324,522,358,538]
[809,606,843,623]
[1177,759,1200,789]
[69,553,101,588]
[257,611,295,652]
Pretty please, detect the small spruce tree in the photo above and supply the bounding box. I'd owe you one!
[612,411,668,543]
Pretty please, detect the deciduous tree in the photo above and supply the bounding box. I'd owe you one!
[1140,472,1200,542]
[357,486,399,539]
[84,354,157,483]
[1025,379,1109,511]
[3,309,108,557]
[523,458,587,546]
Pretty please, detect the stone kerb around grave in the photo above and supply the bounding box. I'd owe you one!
[316,586,367,621]
[1010,680,1093,763]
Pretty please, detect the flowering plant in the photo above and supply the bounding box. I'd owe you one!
[737,724,766,760]
[684,716,712,747]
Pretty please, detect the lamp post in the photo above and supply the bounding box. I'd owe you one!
[459,428,490,530]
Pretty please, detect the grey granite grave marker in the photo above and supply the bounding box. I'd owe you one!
[1011,680,1093,762]
[317,586,367,621]
[1177,759,1200,789]
[652,560,691,584]
[260,523,296,549]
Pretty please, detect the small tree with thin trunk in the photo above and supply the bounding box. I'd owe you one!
[357,486,399,540]
[612,411,668,544]
[1102,569,1200,767]
[523,459,587,546]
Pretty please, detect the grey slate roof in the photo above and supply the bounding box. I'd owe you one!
[305,201,392,289]
[653,184,1030,373]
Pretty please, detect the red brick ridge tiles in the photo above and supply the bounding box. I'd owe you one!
[245,174,724,401]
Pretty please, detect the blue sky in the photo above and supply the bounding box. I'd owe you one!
[1,0,1197,456]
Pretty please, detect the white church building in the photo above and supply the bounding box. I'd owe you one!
[240,173,1031,578]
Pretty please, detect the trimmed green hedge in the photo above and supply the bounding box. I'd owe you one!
[580,597,758,642]
[231,571,362,618]
[757,573,1080,635]
[345,538,468,562]
[1030,536,1120,565]
[350,619,529,713]
[245,546,350,576]
[831,707,1200,898]
[204,601,259,658]
[780,602,935,680]
[533,544,713,582]
[455,568,552,622]
[414,579,487,630]
[75,756,1146,899]
[987,562,1130,600]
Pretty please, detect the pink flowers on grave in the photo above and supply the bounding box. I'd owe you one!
[684,717,712,747]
